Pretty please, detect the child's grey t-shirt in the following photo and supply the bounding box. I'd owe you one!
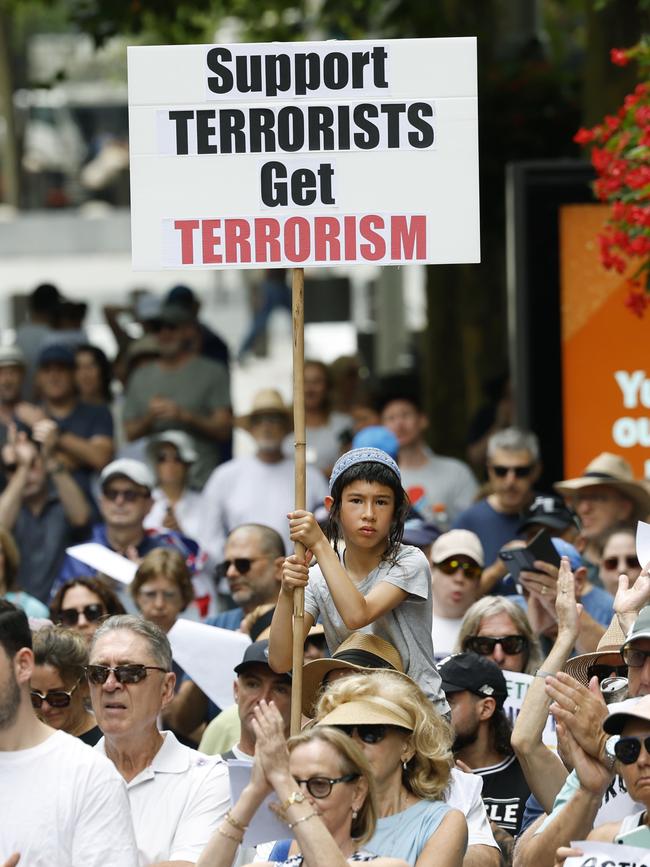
[303,543,448,714]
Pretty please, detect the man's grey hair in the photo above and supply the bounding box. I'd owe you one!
[487,427,540,464]
[90,614,172,671]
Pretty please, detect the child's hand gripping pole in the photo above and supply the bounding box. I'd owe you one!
[291,266,306,736]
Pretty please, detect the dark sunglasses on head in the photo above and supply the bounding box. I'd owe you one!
[464,634,529,656]
[586,663,628,683]
[435,558,482,581]
[216,557,266,577]
[336,723,392,744]
[58,603,105,627]
[85,664,167,685]
[31,679,81,709]
[614,735,650,765]
[103,488,146,503]
[622,646,650,668]
[489,464,533,479]
[294,773,359,798]
[602,555,639,572]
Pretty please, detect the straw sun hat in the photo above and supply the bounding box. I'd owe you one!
[554,452,650,518]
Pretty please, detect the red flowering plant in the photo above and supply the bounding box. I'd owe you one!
[574,39,650,317]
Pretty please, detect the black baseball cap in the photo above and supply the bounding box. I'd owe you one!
[234,639,291,679]
[518,494,581,534]
[439,652,508,707]
[37,344,75,368]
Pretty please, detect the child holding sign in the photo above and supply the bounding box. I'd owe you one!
[268,447,447,713]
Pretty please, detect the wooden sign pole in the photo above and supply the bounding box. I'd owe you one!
[290,266,306,736]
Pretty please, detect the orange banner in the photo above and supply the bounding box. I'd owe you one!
[560,203,650,479]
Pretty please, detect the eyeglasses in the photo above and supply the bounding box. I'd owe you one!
[294,773,360,798]
[137,588,181,602]
[586,663,628,683]
[336,724,393,744]
[435,558,482,581]
[602,555,639,571]
[614,735,650,765]
[489,464,534,479]
[622,646,650,668]
[85,664,168,685]
[464,635,529,656]
[58,603,106,627]
[216,557,268,577]
[102,488,147,503]
[31,679,81,709]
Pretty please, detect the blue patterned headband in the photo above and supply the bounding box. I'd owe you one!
[329,447,401,493]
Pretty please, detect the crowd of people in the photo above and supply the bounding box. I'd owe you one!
[2,281,650,866]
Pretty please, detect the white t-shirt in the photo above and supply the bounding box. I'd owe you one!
[304,544,448,713]
[0,729,138,867]
[144,487,204,542]
[198,455,329,563]
[96,731,230,865]
[433,614,464,662]
[446,767,499,850]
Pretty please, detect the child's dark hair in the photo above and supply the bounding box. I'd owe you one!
[326,462,410,564]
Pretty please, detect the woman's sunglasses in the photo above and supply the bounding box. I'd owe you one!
[336,724,393,744]
[613,735,650,765]
[57,604,106,627]
[85,664,167,685]
[586,663,628,683]
[464,635,528,656]
[435,558,482,581]
[294,773,359,798]
[31,679,81,709]
[602,555,639,572]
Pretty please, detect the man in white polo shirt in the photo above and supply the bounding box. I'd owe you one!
[0,600,138,867]
[88,614,229,866]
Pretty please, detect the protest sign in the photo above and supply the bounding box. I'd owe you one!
[565,840,650,867]
[65,543,138,585]
[503,669,557,749]
[167,618,251,709]
[127,38,479,270]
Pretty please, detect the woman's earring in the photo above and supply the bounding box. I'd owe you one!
[402,760,408,771]
[352,809,358,820]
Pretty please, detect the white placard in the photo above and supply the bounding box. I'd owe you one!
[566,840,650,866]
[128,38,479,269]
[503,669,557,749]
[637,520,650,572]
[65,543,138,585]
[227,760,292,846]
[167,618,250,709]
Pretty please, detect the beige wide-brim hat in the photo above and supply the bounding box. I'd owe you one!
[301,632,405,718]
[235,388,291,430]
[564,615,627,685]
[316,696,414,730]
[554,452,650,518]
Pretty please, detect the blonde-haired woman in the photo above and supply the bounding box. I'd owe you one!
[456,595,542,674]
[314,670,467,867]
[197,700,408,867]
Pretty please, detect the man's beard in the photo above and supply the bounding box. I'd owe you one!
[452,723,479,754]
[0,666,21,730]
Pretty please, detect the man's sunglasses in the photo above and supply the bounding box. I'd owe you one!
[85,664,168,685]
[489,464,533,478]
[102,488,147,502]
[294,773,359,798]
[435,558,482,581]
[31,679,81,709]
[586,663,628,683]
[614,735,650,765]
[622,646,650,668]
[464,635,529,656]
[216,557,267,577]
[57,604,105,627]
[602,555,639,572]
[336,724,394,744]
